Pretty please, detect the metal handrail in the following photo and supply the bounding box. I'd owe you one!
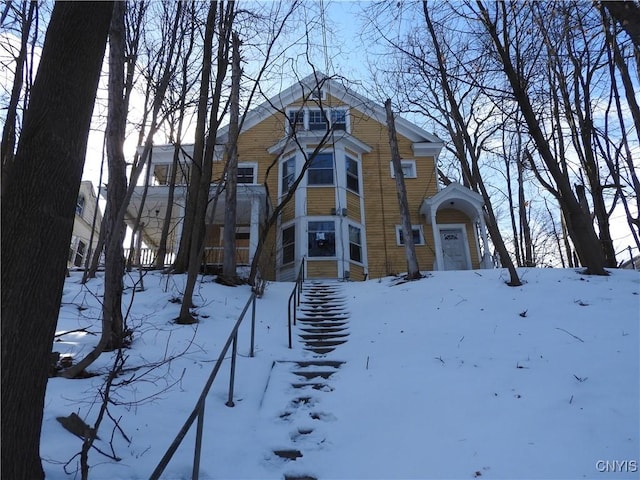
[149,293,257,480]
[287,258,305,349]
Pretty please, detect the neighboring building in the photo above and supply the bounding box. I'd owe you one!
[126,73,492,280]
[69,180,102,269]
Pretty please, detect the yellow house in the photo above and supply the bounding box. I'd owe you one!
[126,74,493,280]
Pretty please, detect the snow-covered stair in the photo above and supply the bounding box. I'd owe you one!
[260,281,350,480]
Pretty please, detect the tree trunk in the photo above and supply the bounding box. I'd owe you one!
[0,3,112,478]
[222,33,242,279]
[385,99,421,280]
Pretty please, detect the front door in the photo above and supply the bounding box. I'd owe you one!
[440,228,469,270]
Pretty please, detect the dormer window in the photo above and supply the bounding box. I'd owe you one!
[310,87,325,100]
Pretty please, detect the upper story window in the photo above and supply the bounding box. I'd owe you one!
[287,110,304,132]
[237,163,257,184]
[346,157,359,193]
[76,195,85,217]
[281,157,296,194]
[331,109,346,130]
[308,110,328,131]
[285,107,349,134]
[349,225,362,263]
[308,152,334,186]
[309,87,325,100]
[390,159,417,179]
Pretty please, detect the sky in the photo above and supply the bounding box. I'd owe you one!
[43,267,639,479]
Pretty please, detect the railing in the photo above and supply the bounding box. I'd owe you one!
[149,293,257,480]
[203,246,250,265]
[123,248,174,267]
[287,258,305,349]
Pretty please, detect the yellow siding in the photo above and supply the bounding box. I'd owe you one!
[307,187,335,216]
[346,190,361,221]
[281,198,295,223]
[306,260,338,278]
[347,263,366,281]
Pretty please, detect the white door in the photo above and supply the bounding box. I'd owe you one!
[440,228,469,270]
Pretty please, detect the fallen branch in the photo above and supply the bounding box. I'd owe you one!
[555,327,584,343]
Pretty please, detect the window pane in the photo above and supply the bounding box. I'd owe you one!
[309,110,328,131]
[237,167,254,183]
[308,221,335,257]
[308,153,334,185]
[281,158,295,193]
[398,226,423,245]
[282,225,295,264]
[349,225,362,263]
[76,195,85,216]
[331,109,346,130]
[346,157,359,193]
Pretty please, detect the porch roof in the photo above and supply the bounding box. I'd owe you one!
[125,184,269,250]
[420,182,484,223]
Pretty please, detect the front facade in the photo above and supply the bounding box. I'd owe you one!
[126,74,492,280]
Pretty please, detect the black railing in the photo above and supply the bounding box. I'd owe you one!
[287,258,305,349]
[149,293,257,480]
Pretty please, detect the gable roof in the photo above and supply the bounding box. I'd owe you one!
[219,72,444,147]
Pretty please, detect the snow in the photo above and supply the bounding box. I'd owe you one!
[43,268,639,479]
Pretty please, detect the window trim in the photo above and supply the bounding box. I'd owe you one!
[389,159,417,179]
[395,225,425,246]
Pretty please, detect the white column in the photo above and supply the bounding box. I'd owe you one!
[478,209,492,269]
[431,205,443,271]
[249,193,260,265]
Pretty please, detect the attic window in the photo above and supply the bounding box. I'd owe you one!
[76,195,85,217]
[310,87,325,100]
[390,160,417,179]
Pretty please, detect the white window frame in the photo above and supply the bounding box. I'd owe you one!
[395,225,425,246]
[389,159,417,179]
[281,223,296,266]
[237,162,258,184]
[345,156,360,194]
[348,224,363,264]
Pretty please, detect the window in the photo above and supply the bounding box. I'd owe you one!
[237,165,256,184]
[74,240,86,267]
[346,157,359,193]
[281,157,295,194]
[310,87,324,100]
[282,225,295,264]
[349,225,362,263]
[331,109,347,130]
[308,153,334,185]
[76,194,85,217]
[287,110,304,131]
[396,225,425,246]
[308,110,328,131]
[390,160,417,179]
[308,221,335,257]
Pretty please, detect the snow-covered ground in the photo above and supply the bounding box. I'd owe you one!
[42,268,639,479]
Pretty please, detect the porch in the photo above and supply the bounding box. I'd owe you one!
[124,183,268,272]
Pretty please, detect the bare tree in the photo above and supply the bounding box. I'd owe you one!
[1,3,113,477]
[473,0,607,275]
[385,98,421,279]
[1,0,37,192]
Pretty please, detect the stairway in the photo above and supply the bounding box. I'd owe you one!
[261,281,349,480]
